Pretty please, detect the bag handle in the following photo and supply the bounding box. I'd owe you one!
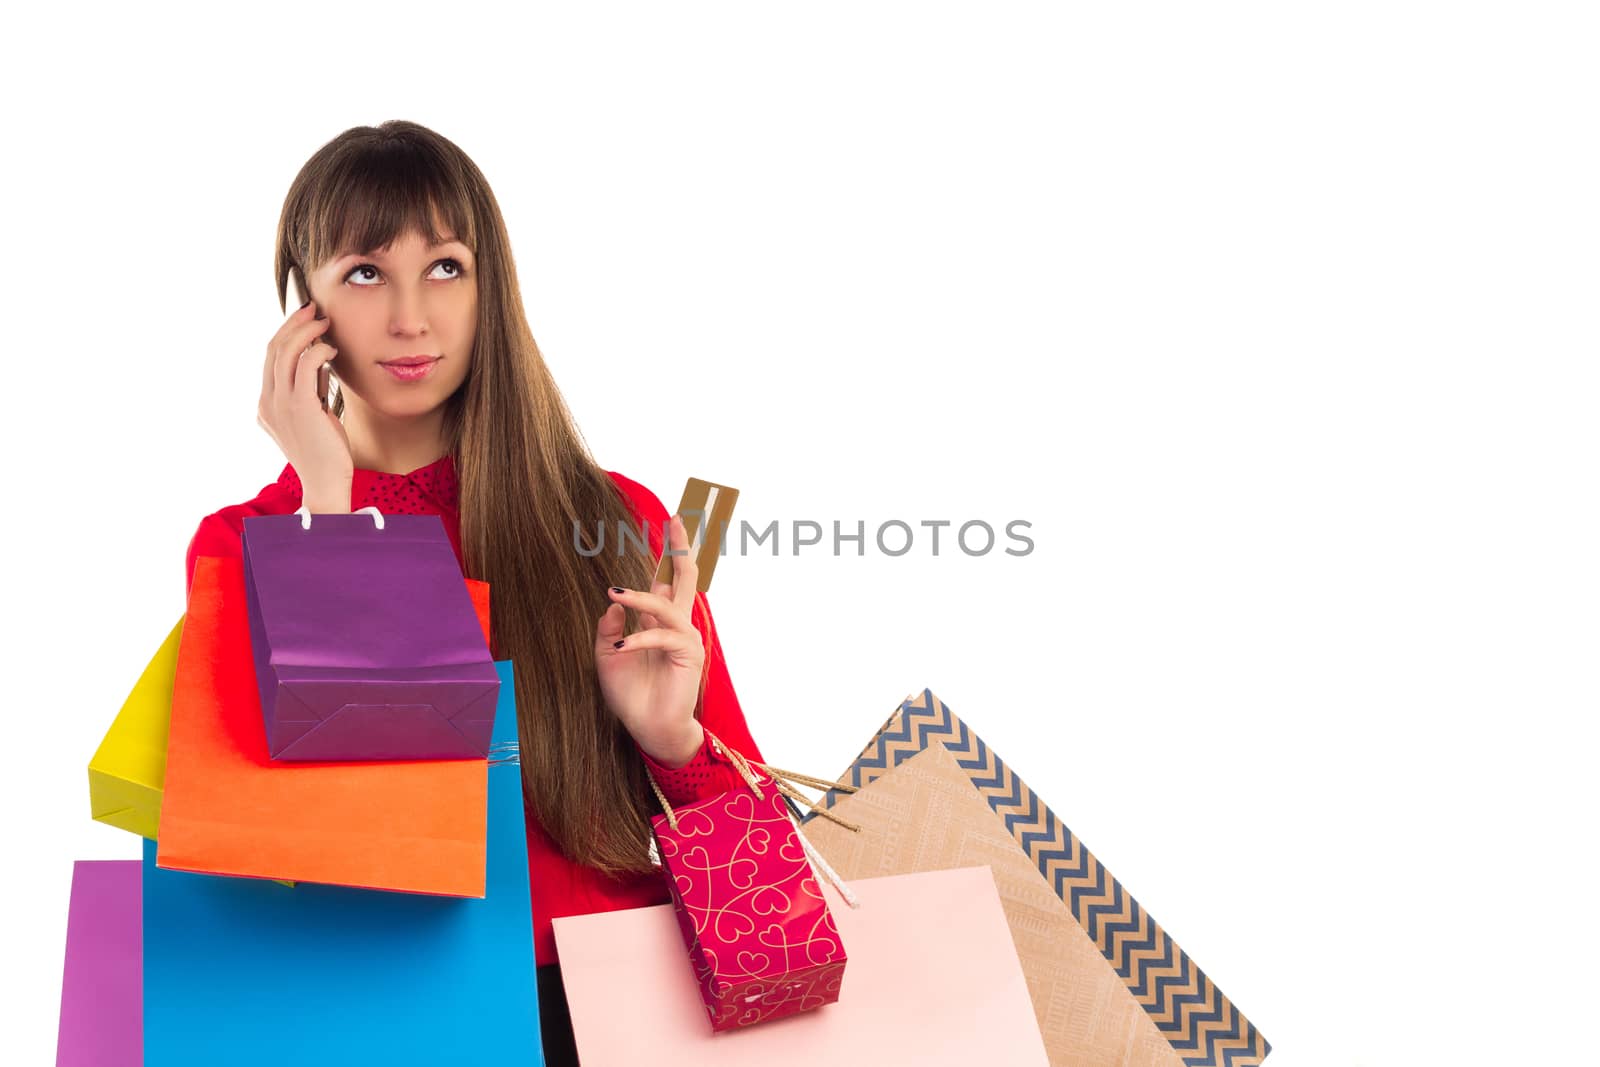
[292,505,386,531]
[644,727,864,909]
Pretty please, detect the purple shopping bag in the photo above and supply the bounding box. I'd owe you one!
[241,508,499,761]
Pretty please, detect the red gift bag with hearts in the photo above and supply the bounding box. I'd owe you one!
[646,730,860,1032]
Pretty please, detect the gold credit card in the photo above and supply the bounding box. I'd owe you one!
[655,477,738,593]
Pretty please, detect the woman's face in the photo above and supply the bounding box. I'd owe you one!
[305,226,477,418]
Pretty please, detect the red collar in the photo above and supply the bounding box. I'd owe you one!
[276,453,459,512]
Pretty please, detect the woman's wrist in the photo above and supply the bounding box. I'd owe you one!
[637,718,705,770]
[303,478,353,514]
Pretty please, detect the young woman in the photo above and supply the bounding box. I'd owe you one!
[183,119,766,1064]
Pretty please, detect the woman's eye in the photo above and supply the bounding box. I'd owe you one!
[342,259,466,286]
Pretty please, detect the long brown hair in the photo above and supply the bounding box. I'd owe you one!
[272,119,707,877]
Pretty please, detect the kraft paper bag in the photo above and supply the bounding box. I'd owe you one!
[157,554,493,897]
[55,860,141,1067]
[143,659,541,1065]
[88,616,183,840]
[242,511,498,761]
[799,689,1271,1067]
[554,866,1048,1064]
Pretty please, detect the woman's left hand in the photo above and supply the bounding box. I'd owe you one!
[595,513,706,766]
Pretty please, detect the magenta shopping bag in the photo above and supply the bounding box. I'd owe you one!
[241,508,499,761]
[56,861,140,1067]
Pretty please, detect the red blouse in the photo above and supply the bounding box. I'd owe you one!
[183,454,767,968]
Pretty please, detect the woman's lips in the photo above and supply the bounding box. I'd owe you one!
[380,357,440,382]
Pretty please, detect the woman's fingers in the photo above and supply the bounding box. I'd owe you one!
[607,585,690,633]
[608,625,702,659]
[263,305,312,395]
[594,601,625,646]
[664,514,699,616]
[279,317,332,397]
[265,303,321,396]
[267,310,331,401]
[604,515,700,639]
[634,578,674,630]
[294,340,335,408]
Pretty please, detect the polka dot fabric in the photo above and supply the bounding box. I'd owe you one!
[276,453,460,515]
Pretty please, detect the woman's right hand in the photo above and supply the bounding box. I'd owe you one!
[258,301,354,509]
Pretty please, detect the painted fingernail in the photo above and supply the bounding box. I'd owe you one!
[613,639,625,649]
[610,586,625,594]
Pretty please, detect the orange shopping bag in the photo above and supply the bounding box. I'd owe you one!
[156,554,494,898]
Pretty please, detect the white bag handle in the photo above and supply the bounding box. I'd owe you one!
[293,505,386,531]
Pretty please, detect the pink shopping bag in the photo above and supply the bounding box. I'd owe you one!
[554,866,1048,1063]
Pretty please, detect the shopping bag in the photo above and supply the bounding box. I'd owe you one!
[157,554,492,897]
[55,860,140,1067]
[242,509,498,761]
[554,866,1047,1063]
[88,616,183,839]
[86,612,297,887]
[800,689,1271,1067]
[645,729,851,1032]
[143,659,541,1065]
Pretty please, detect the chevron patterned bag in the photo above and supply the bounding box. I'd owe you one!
[800,689,1271,1067]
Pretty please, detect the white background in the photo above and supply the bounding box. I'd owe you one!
[3,3,1595,1064]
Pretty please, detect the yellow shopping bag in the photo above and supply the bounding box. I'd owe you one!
[88,616,183,839]
[88,615,297,888]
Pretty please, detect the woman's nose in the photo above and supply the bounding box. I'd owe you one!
[388,287,430,335]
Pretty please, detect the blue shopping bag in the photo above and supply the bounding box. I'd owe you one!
[142,659,541,1065]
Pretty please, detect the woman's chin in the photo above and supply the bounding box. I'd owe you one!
[381,395,449,419]
[342,392,446,422]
